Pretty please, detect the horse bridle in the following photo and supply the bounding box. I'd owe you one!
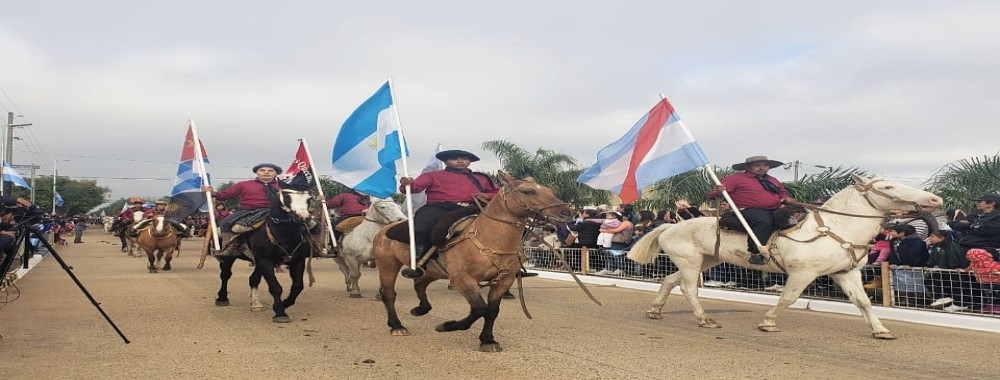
[364,200,396,223]
[482,181,569,227]
[853,179,920,211]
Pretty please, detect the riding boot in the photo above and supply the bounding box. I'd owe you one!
[747,243,768,265]
[214,232,246,258]
[402,245,431,279]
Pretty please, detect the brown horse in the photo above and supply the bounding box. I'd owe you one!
[136,215,183,273]
[373,172,575,352]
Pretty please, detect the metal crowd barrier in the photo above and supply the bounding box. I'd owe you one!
[522,246,1000,318]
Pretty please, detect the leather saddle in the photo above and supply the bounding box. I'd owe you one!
[385,207,480,246]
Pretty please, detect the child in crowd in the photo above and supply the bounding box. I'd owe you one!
[965,249,1000,314]
[593,212,622,249]
[887,224,929,306]
[925,230,973,311]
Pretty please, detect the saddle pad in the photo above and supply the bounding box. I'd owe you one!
[384,207,482,245]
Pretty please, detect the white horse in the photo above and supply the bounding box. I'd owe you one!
[333,199,407,298]
[103,216,114,234]
[627,175,942,339]
[124,211,145,256]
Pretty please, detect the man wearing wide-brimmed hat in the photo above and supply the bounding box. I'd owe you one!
[707,156,794,265]
[397,149,499,277]
[949,193,1000,259]
[131,200,191,238]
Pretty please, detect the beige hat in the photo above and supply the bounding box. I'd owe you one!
[732,156,784,171]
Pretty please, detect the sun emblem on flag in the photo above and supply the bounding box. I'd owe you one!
[366,137,379,150]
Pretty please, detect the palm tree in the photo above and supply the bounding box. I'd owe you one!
[639,166,734,211]
[480,140,609,207]
[783,166,871,203]
[926,154,1000,210]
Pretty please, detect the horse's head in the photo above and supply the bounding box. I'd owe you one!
[274,181,315,223]
[851,174,943,212]
[367,199,407,224]
[492,171,575,224]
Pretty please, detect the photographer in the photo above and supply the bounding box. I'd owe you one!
[0,196,34,251]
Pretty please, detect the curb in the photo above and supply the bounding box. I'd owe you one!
[534,271,1000,333]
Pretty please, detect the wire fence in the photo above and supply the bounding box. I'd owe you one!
[523,246,1000,318]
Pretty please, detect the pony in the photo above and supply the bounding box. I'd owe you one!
[213,182,317,323]
[333,199,407,298]
[136,215,183,273]
[373,172,575,352]
[115,211,144,256]
[627,175,943,339]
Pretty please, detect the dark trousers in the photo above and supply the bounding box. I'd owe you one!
[741,208,775,253]
[412,202,464,247]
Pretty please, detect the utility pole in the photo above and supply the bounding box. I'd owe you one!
[4,112,33,195]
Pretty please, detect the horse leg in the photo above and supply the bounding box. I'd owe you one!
[410,277,437,316]
[758,272,818,332]
[162,247,173,271]
[477,278,515,353]
[249,269,266,312]
[436,277,487,333]
[377,256,409,336]
[280,258,306,309]
[146,248,157,273]
[646,271,682,319]
[345,255,364,298]
[333,256,352,293]
[119,234,128,253]
[829,269,895,339]
[257,260,290,323]
[215,257,236,306]
[156,250,164,269]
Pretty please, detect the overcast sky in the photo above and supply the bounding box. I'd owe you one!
[1,1,997,203]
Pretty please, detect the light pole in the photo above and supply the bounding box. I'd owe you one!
[53,159,69,214]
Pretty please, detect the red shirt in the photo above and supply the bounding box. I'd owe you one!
[214,208,231,220]
[214,179,281,209]
[707,171,791,210]
[327,193,370,216]
[402,169,499,203]
[143,208,166,218]
[118,206,143,220]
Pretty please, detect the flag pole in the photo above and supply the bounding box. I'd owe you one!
[189,119,221,251]
[654,94,764,250]
[388,77,418,270]
[298,138,338,248]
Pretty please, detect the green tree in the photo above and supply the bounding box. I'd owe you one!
[926,154,1000,210]
[13,176,111,216]
[783,166,871,203]
[638,166,733,211]
[481,140,609,207]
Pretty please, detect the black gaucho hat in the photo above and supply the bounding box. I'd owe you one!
[252,163,283,175]
[435,150,480,162]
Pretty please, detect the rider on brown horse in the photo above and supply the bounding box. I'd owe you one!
[130,200,191,237]
[112,197,145,235]
[398,149,499,277]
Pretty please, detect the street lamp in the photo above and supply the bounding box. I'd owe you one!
[53,159,69,214]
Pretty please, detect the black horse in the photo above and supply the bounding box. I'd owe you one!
[213,181,318,323]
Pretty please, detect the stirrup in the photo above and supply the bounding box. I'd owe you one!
[231,224,252,233]
[747,253,768,265]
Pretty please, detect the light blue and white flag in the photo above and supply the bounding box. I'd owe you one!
[54,192,65,207]
[165,124,211,221]
[412,143,444,210]
[2,161,32,190]
[331,81,408,199]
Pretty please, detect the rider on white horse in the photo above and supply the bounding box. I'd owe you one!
[707,155,794,265]
[112,197,146,234]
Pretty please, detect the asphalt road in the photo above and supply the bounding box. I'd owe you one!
[1,229,997,380]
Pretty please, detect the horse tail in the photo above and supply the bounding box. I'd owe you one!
[627,224,672,264]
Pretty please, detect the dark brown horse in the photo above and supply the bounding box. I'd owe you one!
[373,172,574,352]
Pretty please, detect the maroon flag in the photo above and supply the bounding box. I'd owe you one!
[281,141,315,190]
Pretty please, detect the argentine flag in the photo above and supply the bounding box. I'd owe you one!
[331,81,407,199]
[54,192,65,207]
[2,161,32,190]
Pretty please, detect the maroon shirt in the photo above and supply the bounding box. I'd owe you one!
[327,193,370,216]
[213,179,281,209]
[402,169,499,203]
[143,208,166,218]
[707,171,791,210]
[214,208,231,220]
[118,206,143,220]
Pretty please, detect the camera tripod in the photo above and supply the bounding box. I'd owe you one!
[1,216,130,343]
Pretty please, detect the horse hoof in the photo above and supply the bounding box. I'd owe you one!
[699,319,722,329]
[162,266,171,271]
[273,316,292,323]
[215,300,230,306]
[873,332,897,340]
[479,343,503,353]
[410,306,431,316]
[391,328,411,336]
[757,324,780,332]
[646,311,663,320]
[349,293,363,299]
[502,293,516,300]
[373,293,382,301]
[148,269,157,273]
[251,306,267,312]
